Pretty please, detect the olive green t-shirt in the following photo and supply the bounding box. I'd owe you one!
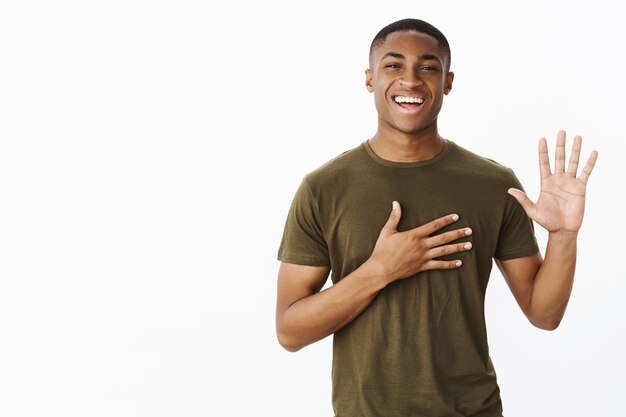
[278,140,539,417]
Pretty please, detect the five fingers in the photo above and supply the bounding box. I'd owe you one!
[383,204,472,271]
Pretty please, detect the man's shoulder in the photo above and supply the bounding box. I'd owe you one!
[303,142,368,186]
[450,141,518,183]
[451,142,512,171]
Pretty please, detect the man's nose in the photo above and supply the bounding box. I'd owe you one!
[399,70,422,87]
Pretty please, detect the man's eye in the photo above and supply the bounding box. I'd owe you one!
[420,66,438,71]
[385,63,401,69]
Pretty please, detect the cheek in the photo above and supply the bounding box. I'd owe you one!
[373,94,387,115]
[375,88,394,110]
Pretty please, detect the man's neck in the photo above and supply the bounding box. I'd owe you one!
[368,125,447,163]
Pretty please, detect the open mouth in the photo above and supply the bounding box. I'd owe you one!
[393,95,425,107]
[392,95,426,114]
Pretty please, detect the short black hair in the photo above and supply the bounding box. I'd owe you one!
[369,18,451,71]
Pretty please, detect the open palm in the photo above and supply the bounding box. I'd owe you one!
[508,131,598,234]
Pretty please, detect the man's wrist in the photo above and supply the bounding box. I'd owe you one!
[547,230,579,245]
[358,257,394,290]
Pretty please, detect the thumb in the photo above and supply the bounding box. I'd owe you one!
[508,188,536,217]
[382,201,402,234]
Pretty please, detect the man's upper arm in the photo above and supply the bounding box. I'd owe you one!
[275,177,332,346]
[495,253,543,316]
[276,262,331,314]
[275,262,331,349]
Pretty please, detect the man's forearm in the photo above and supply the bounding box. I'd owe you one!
[528,232,578,329]
[278,261,389,352]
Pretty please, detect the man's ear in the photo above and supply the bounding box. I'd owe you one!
[444,71,454,95]
[365,69,374,93]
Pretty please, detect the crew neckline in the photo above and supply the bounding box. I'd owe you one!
[363,139,456,168]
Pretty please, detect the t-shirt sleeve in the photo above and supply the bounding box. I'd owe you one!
[494,169,540,260]
[277,177,331,267]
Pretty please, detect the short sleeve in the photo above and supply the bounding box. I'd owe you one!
[494,170,540,260]
[277,178,331,267]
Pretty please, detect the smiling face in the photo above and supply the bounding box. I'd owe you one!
[366,30,454,137]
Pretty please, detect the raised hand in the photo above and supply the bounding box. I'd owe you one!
[508,131,598,234]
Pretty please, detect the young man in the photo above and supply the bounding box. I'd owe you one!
[275,18,597,417]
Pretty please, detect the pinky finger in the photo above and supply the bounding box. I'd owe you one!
[423,259,463,270]
[578,150,599,184]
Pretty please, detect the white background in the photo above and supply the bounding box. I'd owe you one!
[1,0,624,416]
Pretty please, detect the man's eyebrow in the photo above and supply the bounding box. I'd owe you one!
[380,52,443,64]
[419,54,443,64]
[381,52,405,60]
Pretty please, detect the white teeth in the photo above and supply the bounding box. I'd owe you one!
[394,96,425,104]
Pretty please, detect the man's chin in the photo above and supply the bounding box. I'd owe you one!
[392,123,432,136]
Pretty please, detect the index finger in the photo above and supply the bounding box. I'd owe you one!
[416,213,460,237]
[578,150,598,184]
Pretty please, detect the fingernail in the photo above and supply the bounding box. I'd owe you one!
[464,242,472,250]
[451,214,459,221]
[456,261,462,267]
[465,228,472,235]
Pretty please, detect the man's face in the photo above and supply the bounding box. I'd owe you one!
[366,30,454,135]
